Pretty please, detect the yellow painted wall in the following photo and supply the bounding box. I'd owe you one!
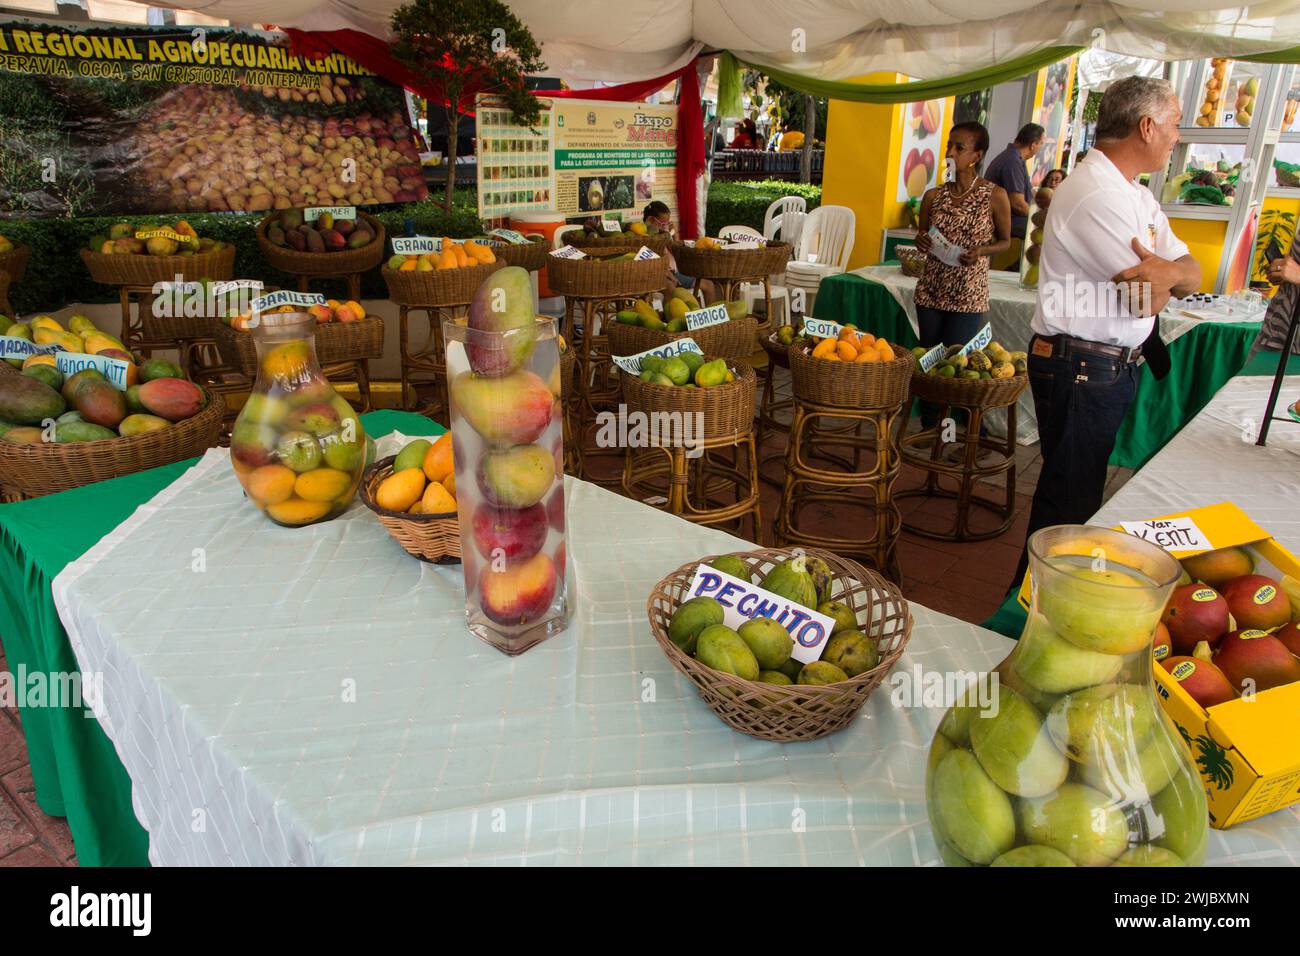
[822,76,954,270]
[1168,216,1226,293]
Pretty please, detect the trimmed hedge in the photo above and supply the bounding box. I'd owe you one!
[705,180,822,237]
[1,190,483,315]
[3,179,823,314]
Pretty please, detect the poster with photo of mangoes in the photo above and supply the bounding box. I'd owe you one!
[0,22,425,219]
[897,98,947,203]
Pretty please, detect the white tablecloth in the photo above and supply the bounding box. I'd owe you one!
[851,265,1265,446]
[51,419,1298,865]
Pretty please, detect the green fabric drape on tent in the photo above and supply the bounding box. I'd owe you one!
[734,46,1087,103]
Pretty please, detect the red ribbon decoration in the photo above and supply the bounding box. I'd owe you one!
[283,28,703,237]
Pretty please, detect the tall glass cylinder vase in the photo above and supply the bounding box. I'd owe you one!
[230,312,366,527]
[443,315,568,655]
[927,525,1209,867]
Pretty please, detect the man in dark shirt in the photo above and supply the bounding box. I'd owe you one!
[984,123,1046,240]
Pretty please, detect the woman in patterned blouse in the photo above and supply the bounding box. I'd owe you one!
[913,122,1012,425]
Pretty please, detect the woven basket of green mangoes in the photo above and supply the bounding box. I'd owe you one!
[647,547,912,741]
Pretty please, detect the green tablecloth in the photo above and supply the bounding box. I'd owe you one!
[813,271,1260,469]
[0,409,440,866]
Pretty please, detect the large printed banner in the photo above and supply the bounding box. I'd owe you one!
[476,93,678,222]
[0,23,422,218]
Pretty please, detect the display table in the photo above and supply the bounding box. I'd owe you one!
[0,409,438,866]
[814,266,1263,466]
[30,412,1299,865]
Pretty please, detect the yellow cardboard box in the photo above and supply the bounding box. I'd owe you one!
[1018,502,1300,828]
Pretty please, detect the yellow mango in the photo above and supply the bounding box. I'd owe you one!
[246,464,297,506]
[82,332,125,355]
[266,497,332,525]
[294,467,353,502]
[22,353,56,370]
[34,329,84,352]
[420,480,456,515]
[376,467,426,512]
[30,316,63,333]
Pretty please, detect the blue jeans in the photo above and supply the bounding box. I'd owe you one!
[1009,344,1138,590]
[915,305,987,428]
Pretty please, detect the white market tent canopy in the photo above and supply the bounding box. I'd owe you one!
[136,0,1300,82]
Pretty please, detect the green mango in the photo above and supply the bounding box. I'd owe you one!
[695,624,760,680]
[640,355,666,375]
[56,410,83,425]
[678,351,705,377]
[616,310,641,325]
[650,373,674,387]
[760,554,818,609]
[22,364,63,391]
[805,555,834,605]
[661,357,690,385]
[758,671,793,685]
[708,554,752,582]
[55,421,117,443]
[667,597,724,655]
[798,661,849,685]
[818,600,857,634]
[737,617,795,670]
[0,371,66,425]
[820,629,879,677]
[394,439,432,474]
[693,359,728,388]
[124,384,147,414]
[777,657,803,680]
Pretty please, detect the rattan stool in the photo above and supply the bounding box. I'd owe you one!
[897,381,1025,542]
[398,304,466,421]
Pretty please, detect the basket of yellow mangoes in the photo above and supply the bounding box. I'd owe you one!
[790,325,913,410]
[381,238,504,307]
[360,432,460,563]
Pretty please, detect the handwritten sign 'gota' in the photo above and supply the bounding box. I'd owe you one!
[1118,517,1212,554]
[684,565,837,664]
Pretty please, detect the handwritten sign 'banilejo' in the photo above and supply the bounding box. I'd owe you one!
[684,565,837,664]
[1119,517,1212,554]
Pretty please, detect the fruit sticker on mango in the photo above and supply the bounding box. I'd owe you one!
[686,564,838,664]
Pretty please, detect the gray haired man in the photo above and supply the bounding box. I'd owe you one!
[1010,76,1201,590]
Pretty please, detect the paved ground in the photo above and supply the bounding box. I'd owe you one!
[0,360,1134,867]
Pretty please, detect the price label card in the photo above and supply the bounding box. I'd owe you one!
[0,336,60,361]
[134,227,197,246]
[611,337,704,374]
[685,304,730,330]
[1118,517,1212,554]
[601,218,622,233]
[55,352,131,391]
[634,246,661,261]
[250,290,327,315]
[488,228,529,244]
[802,317,843,340]
[550,245,586,259]
[956,323,993,357]
[684,565,838,664]
[391,236,441,255]
[303,206,356,223]
[718,229,766,246]
[918,343,946,372]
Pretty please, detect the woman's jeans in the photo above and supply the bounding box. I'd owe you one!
[915,305,987,428]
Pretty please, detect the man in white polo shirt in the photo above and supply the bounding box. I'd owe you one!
[1011,76,1200,588]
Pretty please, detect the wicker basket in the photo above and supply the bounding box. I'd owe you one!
[0,242,30,282]
[212,315,385,377]
[911,367,1028,408]
[381,259,504,307]
[647,546,913,741]
[896,244,926,278]
[0,388,225,499]
[569,233,671,257]
[619,356,756,441]
[789,342,914,410]
[360,455,460,564]
[761,329,795,370]
[81,244,236,286]
[493,240,550,272]
[608,315,766,362]
[671,241,792,280]
[546,253,666,298]
[256,211,386,277]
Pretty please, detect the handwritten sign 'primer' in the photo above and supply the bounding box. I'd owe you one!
[1119,517,1212,554]
[684,565,837,664]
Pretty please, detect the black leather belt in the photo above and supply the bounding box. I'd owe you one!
[1030,333,1143,364]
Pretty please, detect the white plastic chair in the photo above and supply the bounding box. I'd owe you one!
[763,196,806,240]
[769,209,806,248]
[783,205,855,316]
[553,224,583,249]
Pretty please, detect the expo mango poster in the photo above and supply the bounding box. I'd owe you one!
[0,22,424,219]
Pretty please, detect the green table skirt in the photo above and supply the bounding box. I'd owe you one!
[0,409,440,866]
[814,272,1260,469]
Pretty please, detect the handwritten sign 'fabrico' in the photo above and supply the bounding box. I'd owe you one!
[55,352,131,391]
[802,317,843,340]
[685,565,837,664]
[611,338,704,375]
[391,236,441,256]
[303,206,356,223]
[1119,516,1212,554]
[684,304,729,331]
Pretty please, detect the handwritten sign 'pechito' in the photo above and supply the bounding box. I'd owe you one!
[684,565,837,664]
